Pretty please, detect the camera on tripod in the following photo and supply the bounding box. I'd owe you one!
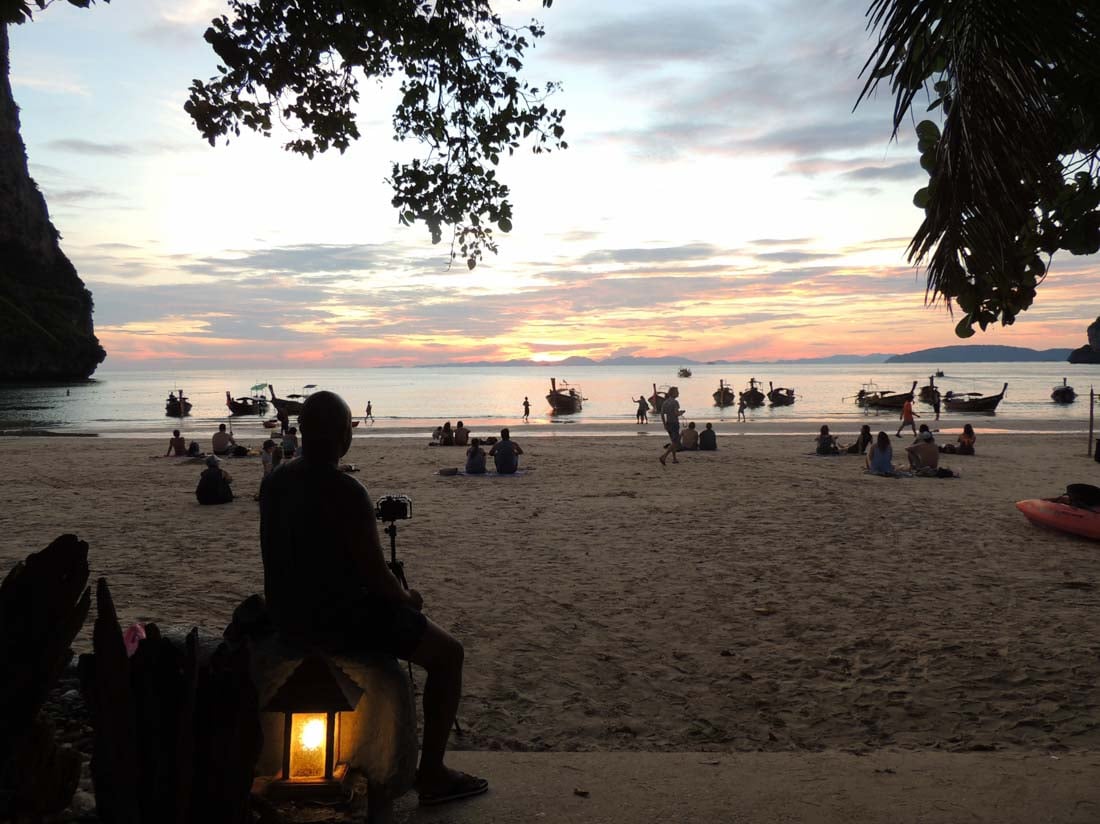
[375,494,412,522]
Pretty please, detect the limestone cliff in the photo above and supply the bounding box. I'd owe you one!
[1068,317,1100,364]
[0,23,105,380]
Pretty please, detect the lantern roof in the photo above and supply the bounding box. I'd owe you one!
[263,654,364,713]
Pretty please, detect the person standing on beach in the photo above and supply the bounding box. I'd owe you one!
[522,397,530,421]
[633,395,649,424]
[260,391,488,806]
[659,386,683,465]
[365,400,374,423]
[737,396,747,422]
[896,397,919,438]
[931,389,941,421]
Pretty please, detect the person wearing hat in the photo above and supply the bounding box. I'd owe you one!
[905,429,939,470]
[195,455,234,505]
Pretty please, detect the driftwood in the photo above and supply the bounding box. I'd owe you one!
[79,579,262,824]
[0,534,91,818]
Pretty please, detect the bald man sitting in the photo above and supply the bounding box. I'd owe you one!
[259,391,487,807]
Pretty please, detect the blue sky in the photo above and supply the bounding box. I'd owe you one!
[10,0,1099,367]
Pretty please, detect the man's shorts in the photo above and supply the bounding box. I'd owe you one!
[340,598,428,660]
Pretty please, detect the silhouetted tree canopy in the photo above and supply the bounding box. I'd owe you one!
[186,0,566,270]
[1,0,105,25]
[859,0,1100,337]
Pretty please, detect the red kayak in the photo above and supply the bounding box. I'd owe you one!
[1016,498,1100,541]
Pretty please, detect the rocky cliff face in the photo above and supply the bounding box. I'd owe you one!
[1068,317,1100,364]
[0,24,105,380]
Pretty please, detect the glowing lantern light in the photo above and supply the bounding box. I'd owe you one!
[262,655,363,798]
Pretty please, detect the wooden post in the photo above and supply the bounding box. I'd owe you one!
[1090,386,1095,458]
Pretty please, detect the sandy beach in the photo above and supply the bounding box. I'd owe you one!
[4,425,1100,760]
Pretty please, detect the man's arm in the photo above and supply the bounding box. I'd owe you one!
[514,443,524,454]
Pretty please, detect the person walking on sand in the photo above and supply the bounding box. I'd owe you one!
[659,386,683,465]
[633,395,649,424]
[896,397,919,438]
[522,397,530,421]
[365,400,374,423]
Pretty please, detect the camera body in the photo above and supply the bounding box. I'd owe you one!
[375,494,413,522]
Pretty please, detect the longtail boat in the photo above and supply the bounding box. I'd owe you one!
[767,381,795,406]
[855,380,917,410]
[944,382,1008,413]
[268,384,305,415]
[1051,378,1077,404]
[165,390,191,417]
[649,383,669,413]
[225,387,269,416]
[546,378,583,414]
[740,377,766,408]
[713,380,736,408]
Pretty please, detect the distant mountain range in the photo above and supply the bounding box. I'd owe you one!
[418,345,1071,368]
[419,353,896,367]
[886,345,1072,363]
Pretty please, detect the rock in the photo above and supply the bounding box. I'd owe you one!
[0,28,105,381]
[69,789,96,816]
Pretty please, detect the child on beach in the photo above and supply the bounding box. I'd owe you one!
[896,398,919,438]
[465,438,487,474]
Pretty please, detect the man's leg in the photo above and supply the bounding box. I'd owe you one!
[406,619,486,800]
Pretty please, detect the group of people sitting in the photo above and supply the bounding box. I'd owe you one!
[432,421,470,446]
[814,422,976,477]
[677,421,718,451]
[464,428,523,475]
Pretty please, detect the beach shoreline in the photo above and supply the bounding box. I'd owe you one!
[4,431,1100,756]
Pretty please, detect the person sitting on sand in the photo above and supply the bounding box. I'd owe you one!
[906,430,939,469]
[259,391,487,807]
[453,421,470,447]
[680,421,699,450]
[281,426,299,460]
[261,439,277,477]
[196,456,233,505]
[489,428,523,474]
[465,438,487,475]
[941,423,976,455]
[432,425,443,442]
[846,424,873,455]
[816,425,839,455]
[866,431,895,475]
[440,422,455,446]
[699,422,717,451]
[166,429,187,457]
[212,423,236,456]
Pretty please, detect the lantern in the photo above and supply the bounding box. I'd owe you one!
[262,654,364,799]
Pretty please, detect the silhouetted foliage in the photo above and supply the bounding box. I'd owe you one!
[859,0,1100,336]
[186,0,566,270]
[0,0,106,25]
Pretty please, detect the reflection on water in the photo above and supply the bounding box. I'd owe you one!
[0,363,1097,437]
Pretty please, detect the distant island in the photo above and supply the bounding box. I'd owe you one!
[419,353,896,368]
[887,345,1072,363]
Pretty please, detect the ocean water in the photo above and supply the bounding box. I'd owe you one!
[1,363,1099,438]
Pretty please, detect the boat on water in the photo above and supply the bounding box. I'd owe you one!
[677,367,692,378]
[1052,378,1077,404]
[918,375,939,404]
[943,382,1008,413]
[268,384,307,415]
[766,381,795,406]
[649,383,669,413]
[1017,484,1100,541]
[712,380,736,408]
[854,380,918,409]
[165,390,192,417]
[740,377,766,408]
[546,378,583,414]
[225,384,270,416]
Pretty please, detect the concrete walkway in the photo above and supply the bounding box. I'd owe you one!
[394,751,1100,823]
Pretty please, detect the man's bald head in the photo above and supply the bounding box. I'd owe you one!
[299,391,352,461]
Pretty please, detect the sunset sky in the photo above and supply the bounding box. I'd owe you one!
[11,0,1099,367]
